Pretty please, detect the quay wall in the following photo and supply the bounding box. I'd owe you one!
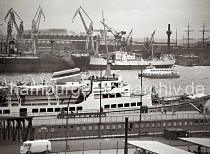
[33,113,210,140]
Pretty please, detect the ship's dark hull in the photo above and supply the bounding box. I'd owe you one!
[0,56,75,73]
[71,55,90,71]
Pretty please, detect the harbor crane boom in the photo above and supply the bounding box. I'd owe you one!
[72,6,94,51]
[100,20,126,48]
[125,28,133,46]
[31,5,45,54]
[124,28,133,51]
[149,30,155,45]
[72,6,92,33]
[4,8,24,41]
[144,30,155,55]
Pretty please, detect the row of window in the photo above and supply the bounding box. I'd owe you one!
[0,106,83,114]
[94,93,122,99]
[0,109,10,114]
[31,106,83,113]
[104,102,141,109]
[37,119,208,133]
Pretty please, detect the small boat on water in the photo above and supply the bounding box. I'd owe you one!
[142,65,180,78]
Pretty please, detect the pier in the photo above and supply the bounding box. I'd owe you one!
[0,116,34,141]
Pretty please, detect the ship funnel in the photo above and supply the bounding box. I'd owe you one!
[166,24,172,53]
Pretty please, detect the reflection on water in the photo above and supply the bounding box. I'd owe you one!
[1,66,210,97]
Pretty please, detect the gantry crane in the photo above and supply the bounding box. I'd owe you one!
[4,8,24,41]
[72,6,95,51]
[31,5,45,54]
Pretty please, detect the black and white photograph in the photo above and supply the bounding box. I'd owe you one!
[0,0,210,153]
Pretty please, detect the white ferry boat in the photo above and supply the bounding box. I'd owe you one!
[0,67,153,117]
[0,68,91,117]
[142,65,180,78]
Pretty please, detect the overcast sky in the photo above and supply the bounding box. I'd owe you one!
[0,0,210,39]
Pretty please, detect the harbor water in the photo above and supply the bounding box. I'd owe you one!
[1,66,210,97]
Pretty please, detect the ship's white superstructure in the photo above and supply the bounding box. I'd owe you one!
[89,51,175,69]
[142,65,180,78]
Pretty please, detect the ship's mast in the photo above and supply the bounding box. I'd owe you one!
[184,22,194,48]
[102,12,111,77]
[198,23,209,48]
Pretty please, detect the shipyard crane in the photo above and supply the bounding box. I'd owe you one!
[31,5,45,54]
[125,28,133,50]
[100,20,126,49]
[125,28,133,45]
[72,6,95,51]
[4,8,24,41]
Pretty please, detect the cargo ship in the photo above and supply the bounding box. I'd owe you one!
[70,51,90,71]
[0,40,75,73]
[0,54,75,73]
[88,51,176,70]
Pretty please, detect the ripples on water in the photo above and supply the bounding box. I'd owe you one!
[0,66,210,97]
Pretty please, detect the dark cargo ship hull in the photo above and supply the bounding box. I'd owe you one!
[0,56,75,73]
[71,55,90,71]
